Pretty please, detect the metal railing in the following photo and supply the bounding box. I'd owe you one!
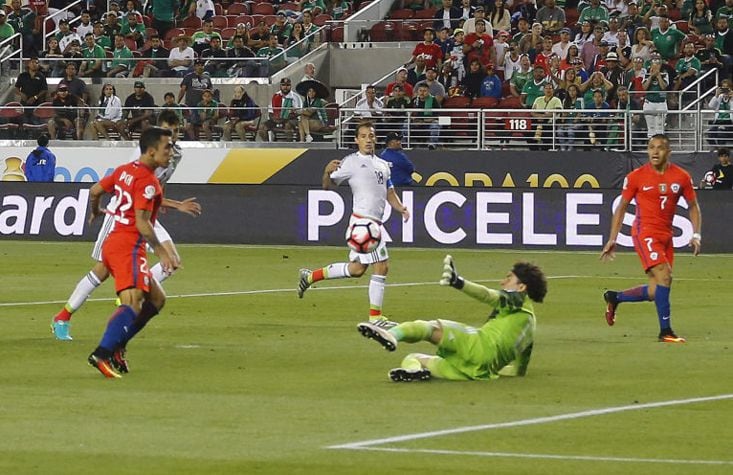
[43,0,84,43]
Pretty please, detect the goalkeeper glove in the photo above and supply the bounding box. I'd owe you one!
[439,254,464,289]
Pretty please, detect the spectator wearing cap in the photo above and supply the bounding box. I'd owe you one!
[407,28,444,71]
[611,30,631,68]
[651,16,686,61]
[63,38,85,72]
[141,34,171,78]
[492,30,510,78]
[415,66,447,104]
[383,84,411,129]
[102,11,122,44]
[488,0,511,35]
[435,27,452,57]
[119,81,155,140]
[462,58,487,98]
[600,52,624,104]
[186,88,219,140]
[178,59,212,111]
[590,40,611,71]
[585,88,612,148]
[380,132,416,186]
[645,3,671,31]
[406,83,441,150]
[519,21,544,58]
[386,67,414,98]
[0,11,13,45]
[107,33,133,78]
[578,0,609,25]
[192,19,223,56]
[49,84,85,140]
[438,61,459,91]
[433,0,463,31]
[601,15,621,44]
[464,19,495,69]
[552,28,573,60]
[479,62,502,99]
[169,34,195,77]
[521,65,549,108]
[700,148,733,189]
[535,0,565,34]
[503,39,522,82]
[509,54,532,97]
[24,135,55,182]
[258,77,302,142]
[256,34,287,76]
[624,56,647,98]
[80,33,107,78]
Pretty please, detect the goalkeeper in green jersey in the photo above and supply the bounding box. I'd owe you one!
[358,255,547,382]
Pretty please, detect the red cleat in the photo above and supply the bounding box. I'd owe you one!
[603,291,619,326]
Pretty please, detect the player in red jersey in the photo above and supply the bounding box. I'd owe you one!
[86,127,177,378]
[600,135,702,343]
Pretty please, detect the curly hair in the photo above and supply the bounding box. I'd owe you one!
[512,262,548,303]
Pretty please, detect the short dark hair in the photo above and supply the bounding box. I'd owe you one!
[37,133,50,148]
[157,109,180,127]
[139,126,173,154]
[649,134,670,146]
[718,148,730,156]
[164,91,175,100]
[512,262,548,303]
[355,120,375,136]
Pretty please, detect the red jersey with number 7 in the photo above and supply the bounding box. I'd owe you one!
[99,160,162,238]
[621,162,696,236]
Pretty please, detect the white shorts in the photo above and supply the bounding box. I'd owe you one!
[91,215,172,262]
[347,215,389,265]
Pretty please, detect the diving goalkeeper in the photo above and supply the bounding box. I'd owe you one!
[357,255,547,382]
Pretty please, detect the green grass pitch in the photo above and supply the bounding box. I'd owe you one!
[1,241,732,474]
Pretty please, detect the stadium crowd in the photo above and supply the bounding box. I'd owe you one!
[1,0,731,146]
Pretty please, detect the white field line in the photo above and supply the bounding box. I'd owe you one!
[345,447,733,466]
[0,274,722,308]
[327,393,733,451]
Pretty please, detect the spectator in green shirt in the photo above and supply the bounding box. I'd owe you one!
[510,54,532,97]
[6,0,35,55]
[93,21,112,50]
[186,89,219,141]
[80,32,107,77]
[107,33,133,77]
[151,0,178,40]
[578,0,610,25]
[256,34,287,76]
[120,11,146,49]
[520,66,548,108]
[191,19,222,56]
[0,11,16,44]
[651,16,687,60]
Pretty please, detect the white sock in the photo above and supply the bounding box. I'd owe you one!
[151,262,174,284]
[67,271,102,311]
[324,263,351,279]
[369,275,386,317]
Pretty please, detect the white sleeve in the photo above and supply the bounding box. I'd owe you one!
[330,157,351,185]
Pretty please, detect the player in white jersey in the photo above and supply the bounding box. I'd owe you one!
[297,121,411,328]
[51,110,202,341]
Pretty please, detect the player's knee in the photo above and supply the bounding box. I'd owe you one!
[349,263,368,277]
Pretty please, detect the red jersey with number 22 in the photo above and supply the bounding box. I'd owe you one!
[621,162,696,236]
[99,160,162,240]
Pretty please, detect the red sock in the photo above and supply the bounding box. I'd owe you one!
[311,268,325,283]
[369,308,381,317]
[54,307,72,322]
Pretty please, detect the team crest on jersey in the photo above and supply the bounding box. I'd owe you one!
[658,184,667,193]
[143,185,157,199]
[671,183,680,193]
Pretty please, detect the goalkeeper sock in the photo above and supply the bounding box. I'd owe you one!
[310,263,351,283]
[400,353,423,371]
[57,271,103,320]
[368,275,386,318]
[390,320,433,343]
[618,285,649,302]
[654,285,672,331]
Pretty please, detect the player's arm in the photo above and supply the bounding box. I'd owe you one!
[135,208,176,273]
[387,186,410,222]
[322,159,341,189]
[87,182,107,224]
[162,197,202,217]
[687,198,702,256]
[498,344,533,377]
[601,196,630,261]
[439,254,503,305]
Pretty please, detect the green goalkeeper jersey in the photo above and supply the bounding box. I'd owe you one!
[436,281,536,380]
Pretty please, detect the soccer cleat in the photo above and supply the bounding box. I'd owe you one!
[297,268,311,299]
[51,319,73,341]
[87,353,122,379]
[369,316,398,330]
[111,347,130,373]
[603,290,619,326]
[658,331,686,343]
[389,368,432,382]
[357,322,397,351]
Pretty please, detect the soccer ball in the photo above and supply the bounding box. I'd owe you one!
[346,218,381,253]
[703,171,716,187]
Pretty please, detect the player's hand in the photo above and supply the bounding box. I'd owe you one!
[178,197,202,217]
[157,249,179,275]
[324,159,341,174]
[689,236,701,256]
[400,206,410,223]
[88,208,103,225]
[439,254,464,289]
[600,240,616,262]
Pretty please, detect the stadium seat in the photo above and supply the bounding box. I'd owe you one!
[214,3,224,16]
[22,102,55,138]
[226,3,249,15]
[675,21,689,33]
[0,102,24,139]
[251,3,275,15]
[263,15,278,26]
[390,9,414,20]
[221,27,236,39]
[142,15,151,27]
[144,27,159,39]
[395,21,419,41]
[211,15,228,30]
[164,28,186,42]
[442,96,475,139]
[669,9,682,21]
[233,15,254,27]
[565,8,579,26]
[178,16,202,29]
[279,2,300,12]
[498,96,523,109]
[369,22,392,42]
[470,97,500,109]
[313,14,332,26]
[330,25,344,42]
[413,8,437,19]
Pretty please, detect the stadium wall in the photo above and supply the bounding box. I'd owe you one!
[2,183,730,253]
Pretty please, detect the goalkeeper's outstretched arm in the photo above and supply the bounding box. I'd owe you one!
[439,255,502,307]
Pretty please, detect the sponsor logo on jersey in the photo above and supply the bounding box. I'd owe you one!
[671,183,680,193]
[658,183,667,193]
[143,185,157,199]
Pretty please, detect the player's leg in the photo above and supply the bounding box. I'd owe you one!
[389,353,469,382]
[358,319,439,351]
[648,238,683,342]
[369,260,388,322]
[52,213,116,340]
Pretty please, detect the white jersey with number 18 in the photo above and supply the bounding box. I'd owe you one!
[330,151,392,221]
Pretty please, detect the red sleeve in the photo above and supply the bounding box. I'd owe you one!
[132,174,158,212]
[681,172,697,203]
[621,170,638,202]
[99,171,116,194]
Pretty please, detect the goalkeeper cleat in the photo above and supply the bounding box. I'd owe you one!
[51,319,73,341]
[111,347,130,373]
[369,316,398,330]
[88,353,122,379]
[603,290,619,326]
[389,368,432,382]
[658,331,686,343]
[297,268,311,299]
[357,322,397,351]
